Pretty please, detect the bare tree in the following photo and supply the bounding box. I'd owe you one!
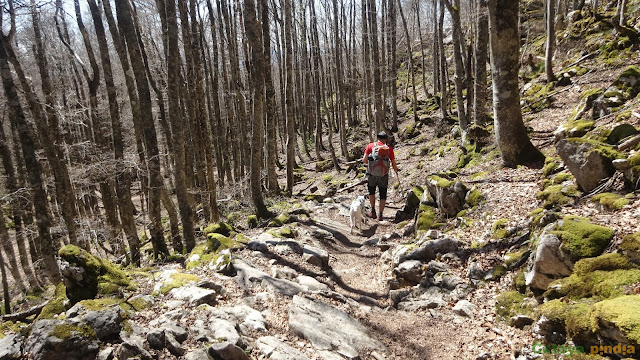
[488,0,544,166]
[546,0,557,83]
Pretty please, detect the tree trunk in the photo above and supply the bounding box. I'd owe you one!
[443,0,468,131]
[244,0,271,217]
[284,0,296,194]
[164,0,195,253]
[0,116,39,288]
[438,2,449,119]
[397,0,418,123]
[115,0,169,259]
[474,0,489,125]
[0,244,10,314]
[369,0,386,134]
[0,36,61,284]
[546,0,557,82]
[261,0,280,193]
[488,0,544,166]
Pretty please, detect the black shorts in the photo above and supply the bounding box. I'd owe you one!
[367,175,389,200]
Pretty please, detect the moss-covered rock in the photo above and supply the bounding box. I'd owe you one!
[247,215,258,228]
[58,245,133,304]
[465,188,484,208]
[592,192,630,210]
[492,219,510,239]
[513,269,527,293]
[537,183,581,209]
[590,295,640,345]
[536,299,592,339]
[38,283,69,320]
[203,222,234,237]
[606,123,639,145]
[316,159,333,172]
[620,232,640,264]
[544,254,640,300]
[552,216,614,261]
[504,250,531,269]
[415,204,437,232]
[542,157,560,177]
[495,291,533,320]
[153,270,200,295]
[267,226,298,238]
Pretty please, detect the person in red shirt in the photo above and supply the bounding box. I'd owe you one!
[362,132,398,221]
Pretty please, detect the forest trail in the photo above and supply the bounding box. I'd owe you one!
[294,198,522,360]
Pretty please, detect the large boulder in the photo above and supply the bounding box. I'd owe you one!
[24,319,100,360]
[255,336,311,360]
[592,65,640,120]
[525,233,574,291]
[288,295,386,358]
[555,138,618,193]
[66,300,126,342]
[58,245,132,304]
[526,217,614,291]
[425,176,467,217]
[0,334,23,359]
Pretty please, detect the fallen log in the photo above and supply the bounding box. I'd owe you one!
[336,179,367,193]
[617,133,640,151]
[1,300,50,322]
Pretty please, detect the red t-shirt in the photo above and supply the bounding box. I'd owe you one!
[364,141,395,162]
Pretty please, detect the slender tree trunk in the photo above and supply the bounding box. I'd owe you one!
[261,0,280,193]
[115,0,169,259]
[0,36,61,284]
[0,116,39,288]
[164,0,195,253]
[474,0,489,125]
[369,0,386,134]
[397,0,418,123]
[546,0,557,82]
[389,0,399,131]
[488,0,544,166]
[443,0,468,131]
[244,0,270,217]
[438,2,449,119]
[284,0,296,194]
[0,244,10,314]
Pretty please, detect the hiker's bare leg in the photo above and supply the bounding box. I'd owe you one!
[369,195,376,212]
[379,199,386,217]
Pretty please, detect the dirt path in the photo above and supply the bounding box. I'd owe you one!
[305,203,522,360]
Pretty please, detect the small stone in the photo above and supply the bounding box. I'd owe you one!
[97,347,114,360]
[613,159,630,170]
[476,352,491,360]
[452,300,477,318]
[426,230,439,239]
[510,315,535,329]
[208,341,250,360]
[165,333,186,357]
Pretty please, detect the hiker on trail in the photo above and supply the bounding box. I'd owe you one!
[362,132,398,221]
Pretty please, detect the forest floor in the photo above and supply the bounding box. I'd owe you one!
[4,52,640,360]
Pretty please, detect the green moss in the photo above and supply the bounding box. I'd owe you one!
[492,219,510,239]
[429,175,454,188]
[76,298,125,312]
[321,174,334,183]
[58,245,133,302]
[592,192,629,211]
[495,291,532,320]
[591,295,640,343]
[466,188,484,207]
[620,232,640,253]
[315,159,332,172]
[553,216,614,261]
[155,272,200,295]
[128,297,153,311]
[203,222,234,237]
[537,299,591,337]
[552,172,573,184]
[542,157,559,177]
[247,215,258,228]
[568,138,624,162]
[522,82,555,112]
[51,323,97,341]
[513,269,526,293]
[37,284,68,320]
[537,184,581,209]
[278,227,297,238]
[504,250,531,268]
[416,205,438,232]
[545,254,640,300]
[565,120,596,137]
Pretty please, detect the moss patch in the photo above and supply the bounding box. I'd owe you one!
[592,192,629,210]
[495,291,533,320]
[552,216,614,261]
[51,323,97,341]
[37,283,68,320]
[202,222,234,237]
[492,219,510,239]
[537,299,591,337]
[466,188,484,207]
[247,215,258,228]
[154,272,200,295]
[621,232,640,253]
[416,205,439,232]
[542,157,560,177]
[59,245,133,303]
[545,254,640,300]
[591,295,640,344]
[537,184,581,209]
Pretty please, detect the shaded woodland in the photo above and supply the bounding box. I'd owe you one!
[0,0,637,314]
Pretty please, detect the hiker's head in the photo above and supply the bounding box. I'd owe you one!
[377,132,388,143]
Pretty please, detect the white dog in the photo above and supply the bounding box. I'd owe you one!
[349,195,367,234]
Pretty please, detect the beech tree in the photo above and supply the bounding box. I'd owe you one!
[488,0,544,166]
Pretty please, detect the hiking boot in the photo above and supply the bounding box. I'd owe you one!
[377,214,383,221]
[369,210,377,219]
